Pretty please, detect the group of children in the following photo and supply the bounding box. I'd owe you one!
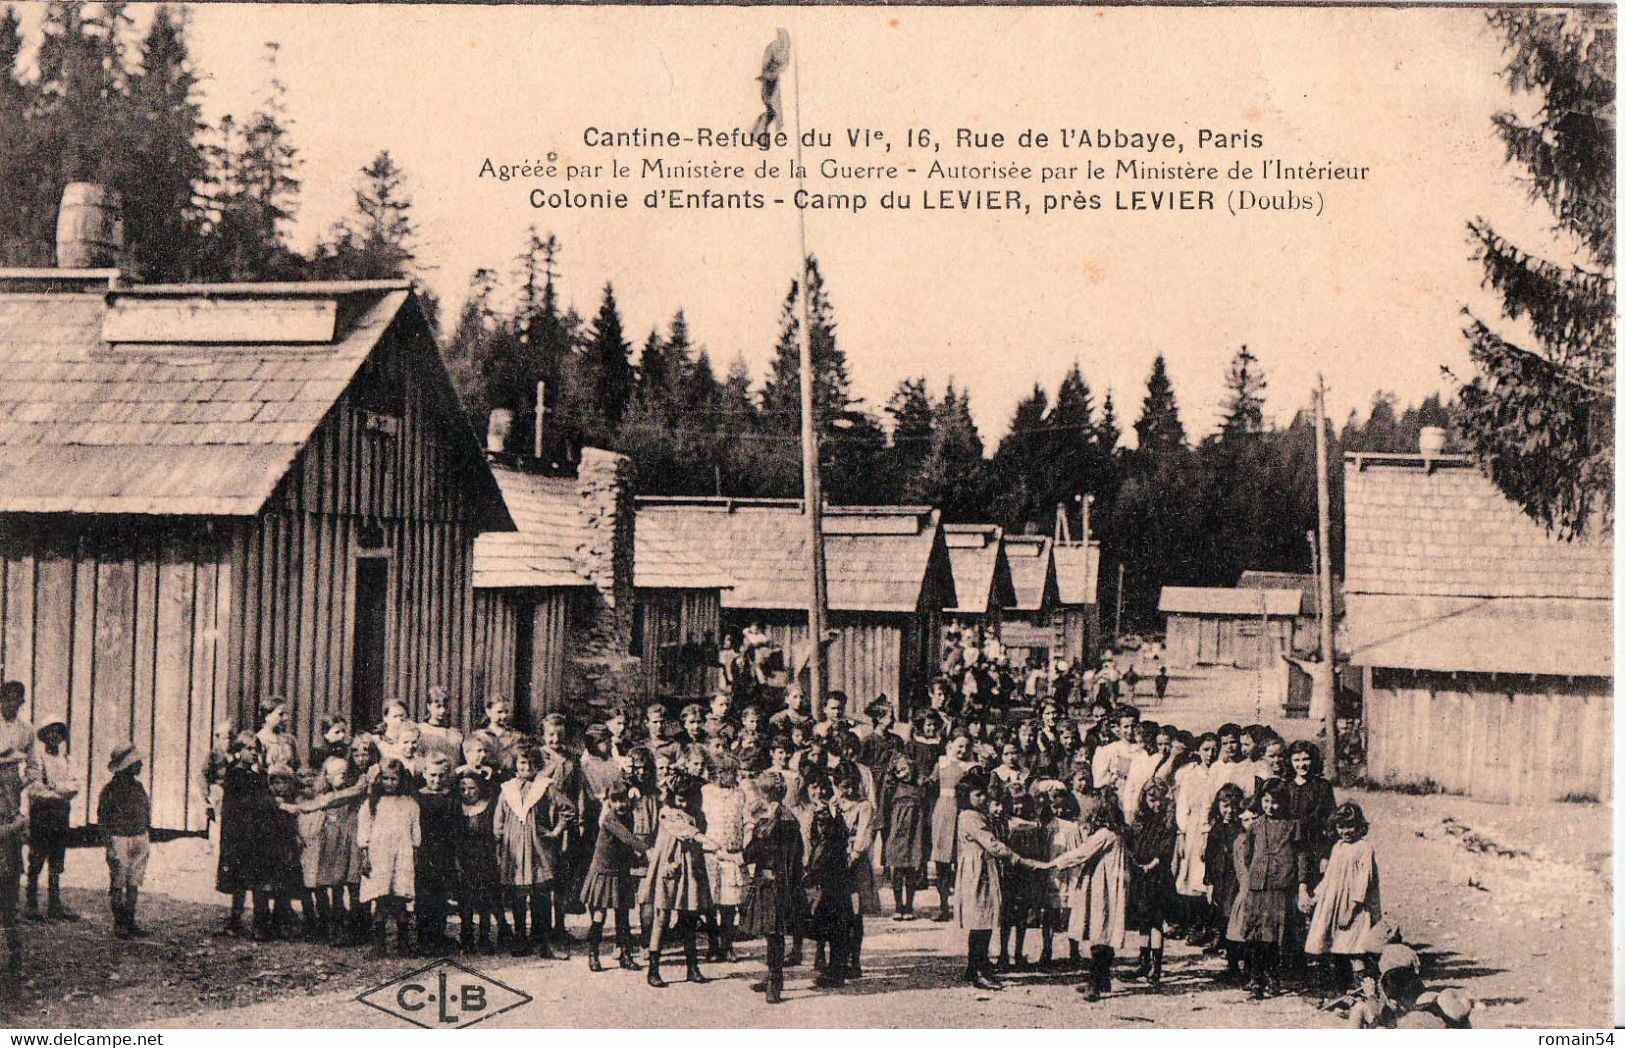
[0,679,157,970]
[0,663,1470,1025]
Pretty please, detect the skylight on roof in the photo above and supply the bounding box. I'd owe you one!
[103,298,338,344]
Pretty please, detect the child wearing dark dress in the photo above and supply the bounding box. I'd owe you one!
[1233,777,1308,999]
[1204,783,1247,984]
[415,758,460,953]
[214,733,264,937]
[879,752,930,920]
[742,769,806,1005]
[580,785,648,972]
[997,785,1045,970]
[453,767,507,953]
[1124,779,1178,985]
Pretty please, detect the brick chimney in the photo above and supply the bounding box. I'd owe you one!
[566,447,642,717]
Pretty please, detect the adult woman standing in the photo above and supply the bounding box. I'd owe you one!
[1172,732,1222,944]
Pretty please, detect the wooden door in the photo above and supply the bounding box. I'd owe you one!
[1197,617,1221,664]
[350,555,389,728]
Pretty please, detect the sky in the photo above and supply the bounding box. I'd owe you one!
[12,3,1586,442]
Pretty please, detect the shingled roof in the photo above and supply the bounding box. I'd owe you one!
[1052,542,1100,607]
[942,523,1015,615]
[635,498,951,614]
[0,273,506,523]
[1002,534,1057,612]
[473,468,591,589]
[1343,454,1612,677]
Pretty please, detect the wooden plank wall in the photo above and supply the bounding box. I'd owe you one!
[470,588,570,723]
[0,520,230,830]
[470,589,518,711]
[1365,668,1613,802]
[745,613,905,709]
[228,323,488,761]
[639,588,721,701]
[531,590,569,718]
[1165,616,1199,669]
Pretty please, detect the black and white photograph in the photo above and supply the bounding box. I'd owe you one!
[0,1,1613,1032]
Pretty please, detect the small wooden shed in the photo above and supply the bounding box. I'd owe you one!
[1344,453,1612,802]
[1159,585,1302,670]
[0,271,513,830]
[998,535,1059,668]
[635,499,954,713]
[633,501,732,703]
[941,523,1015,640]
[471,468,590,725]
[472,449,647,726]
[1238,569,1342,656]
[1051,541,1102,666]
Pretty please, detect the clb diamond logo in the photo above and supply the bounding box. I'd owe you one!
[356,958,532,1029]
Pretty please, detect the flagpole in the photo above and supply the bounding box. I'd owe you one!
[790,35,830,713]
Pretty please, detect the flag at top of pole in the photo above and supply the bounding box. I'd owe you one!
[748,27,830,711]
[751,29,792,140]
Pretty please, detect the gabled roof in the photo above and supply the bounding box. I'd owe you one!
[1052,541,1101,607]
[0,274,508,525]
[1342,454,1612,676]
[1239,569,1343,616]
[1343,455,1611,601]
[1002,534,1057,612]
[1158,586,1304,617]
[635,498,952,614]
[942,523,1015,615]
[474,469,591,590]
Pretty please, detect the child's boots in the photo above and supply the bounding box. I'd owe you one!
[586,922,604,972]
[124,888,146,937]
[1123,946,1151,981]
[645,949,666,988]
[372,919,390,959]
[1148,948,1164,987]
[23,875,40,922]
[615,927,642,970]
[683,936,709,984]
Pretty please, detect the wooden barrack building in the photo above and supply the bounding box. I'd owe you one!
[0,271,512,831]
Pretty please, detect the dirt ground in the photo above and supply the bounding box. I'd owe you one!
[3,666,1610,1029]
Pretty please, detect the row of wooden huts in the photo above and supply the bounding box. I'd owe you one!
[0,262,1107,829]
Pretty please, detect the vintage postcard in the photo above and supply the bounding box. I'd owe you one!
[0,1,1613,1033]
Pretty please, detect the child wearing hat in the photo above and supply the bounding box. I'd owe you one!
[98,744,151,938]
[24,721,78,922]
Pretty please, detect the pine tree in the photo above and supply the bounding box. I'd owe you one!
[123,5,209,280]
[760,256,854,430]
[1218,344,1267,441]
[1455,9,1615,537]
[308,150,419,279]
[885,376,935,482]
[1097,390,1121,457]
[203,43,303,280]
[584,283,634,428]
[443,267,500,422]
[990,384,1051,531]
[905,383,988,518]
[0,8,39,265]
[1134,354,1186,453]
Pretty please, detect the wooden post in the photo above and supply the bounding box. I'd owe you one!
[1114,561,1125,641]
[1315,374,1339,779]
[791,41,829,709]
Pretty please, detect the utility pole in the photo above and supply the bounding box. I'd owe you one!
[791,45,829,710]
[1314,374,1339,780]
[1114,562,1126,641]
